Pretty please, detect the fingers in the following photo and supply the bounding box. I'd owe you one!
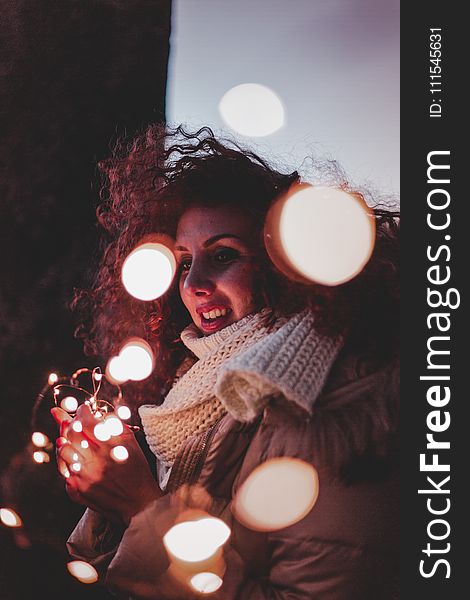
[51,407,73,437]
[57,441,86,473]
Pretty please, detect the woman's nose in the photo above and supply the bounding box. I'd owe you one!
[183,262,215,297]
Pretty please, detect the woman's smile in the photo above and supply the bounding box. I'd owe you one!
[175,205,261,335]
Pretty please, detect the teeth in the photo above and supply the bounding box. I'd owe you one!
[202,308,228,320]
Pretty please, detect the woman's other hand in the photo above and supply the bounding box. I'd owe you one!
[51,403,161,525]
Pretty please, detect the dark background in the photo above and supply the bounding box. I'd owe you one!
[0,1,171,597]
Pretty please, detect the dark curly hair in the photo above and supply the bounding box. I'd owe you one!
[72,124,399,408]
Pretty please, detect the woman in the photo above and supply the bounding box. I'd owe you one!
[53,125,399,599]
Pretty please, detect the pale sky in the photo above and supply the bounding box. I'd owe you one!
[167,0,399,197]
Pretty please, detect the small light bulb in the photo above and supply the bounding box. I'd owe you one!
[31,431,49,448]
[71,462,81,472]
[67,560,98,584]
[33,451,50,464]
[72,421,83,433]
[104,416,123,437]
[94,422,111,442]
[61,396,79,413]
[117,405,131,420]
[110,445,129,462]
[0,508,23,528]
[80,440,89,449]
[48,373,59,385]
[72,453,79,461]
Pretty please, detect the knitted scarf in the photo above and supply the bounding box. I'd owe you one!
[139,308,343,469]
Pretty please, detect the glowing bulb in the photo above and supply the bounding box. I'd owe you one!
[61,396,79,412]
[72,453,79,461]
[219,83,285,137]
[164,517,231,563]
[63,468,71,479]
[94,422,111,442]
[233,457,319,531]
[72,421,83,433]
[104,416,123,437]
[121,242,176,301]
[80,440,89,449]
[265,185,375,286]
[110,445,129,462]
[190,572,223,594]
[119,340,154,381]
[48,373,58,385]
[33,451,50,464]
[67,560,98,584]
[106,355,128,384]
[71,462,81,472]
[93,372,103,381]
[31,431,49,448]
[117,405,131,420]
[0,508,23,528]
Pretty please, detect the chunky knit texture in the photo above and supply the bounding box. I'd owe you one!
[139,308,343,468]
[139,309,276,467]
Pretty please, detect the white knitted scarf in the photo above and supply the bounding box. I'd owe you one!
[139,308,343,468]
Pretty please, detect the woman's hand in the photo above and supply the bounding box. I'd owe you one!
[51,403,162,526]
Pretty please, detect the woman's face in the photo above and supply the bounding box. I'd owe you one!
[175,205,261,335]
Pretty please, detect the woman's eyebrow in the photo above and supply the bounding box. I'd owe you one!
[174,234,244,252]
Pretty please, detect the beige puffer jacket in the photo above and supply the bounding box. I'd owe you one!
[68,350,399,599]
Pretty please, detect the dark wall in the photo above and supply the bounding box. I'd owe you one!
[0,1,171,597]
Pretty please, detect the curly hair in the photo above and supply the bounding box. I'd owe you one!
[72,124,399,407]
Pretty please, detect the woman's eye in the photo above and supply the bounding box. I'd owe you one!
[179,258,192,272]
[213,248,239,264]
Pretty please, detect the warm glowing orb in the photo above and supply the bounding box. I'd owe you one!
[93,422,111,442]
[265,185,375,286]
[72,420,83,433]
[104,416,124,437]
[219,83,285,137]
[0,508,23,528]
[117,405,131,420]
[233,457,319,531]
[190,572,223,594]
[71,462,81,472]
[106,355,127,384]
[110,445,129,462]
[122,242,176,301]
[106,339,154,384]
[164,517,231,563]
[31,431,49,448]
[33,451,50,464]
[48,373,58,385]
[67,560,98,584]
[119,340,154,381]
[61,396,79,413]
[80,440,89,449]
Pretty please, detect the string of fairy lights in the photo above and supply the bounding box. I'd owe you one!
[1,184,375,592]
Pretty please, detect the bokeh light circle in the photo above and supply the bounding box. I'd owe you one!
[110,445,129,462]
[119,340,154,381]
[61,396,79,413]
[265,184,375,286]
[164,517,231,563]
[190,572,223,594]
[121,242,176,301]
[117,405,131,420]
[233,457,319,531]
[1,508,23,528]
[31,431,49,448]
[219,83,285,137]
[67,560,98,584]
[106,339,155,384]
